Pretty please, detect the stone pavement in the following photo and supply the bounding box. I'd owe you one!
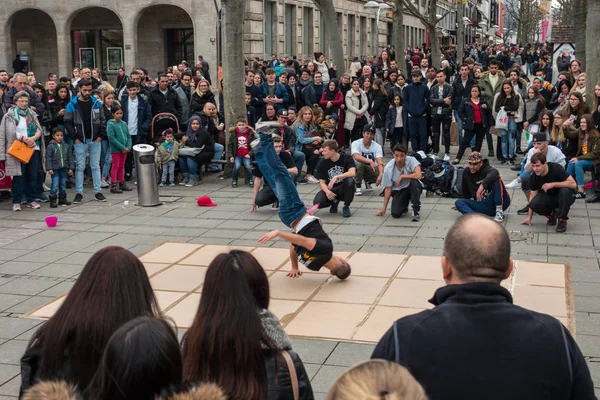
[0,159,599,399]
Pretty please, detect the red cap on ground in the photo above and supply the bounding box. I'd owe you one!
[197,196,217,207]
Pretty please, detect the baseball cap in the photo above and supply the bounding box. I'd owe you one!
[467,152,483,163]
[533,133,548,143]
[362,124,375,133]
[277,109,288,117]
[197,196,217,207]
[411,70,422,77]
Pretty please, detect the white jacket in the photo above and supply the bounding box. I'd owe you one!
[344,89,369,130]
[314,60,330,84]
[492,92,524,123]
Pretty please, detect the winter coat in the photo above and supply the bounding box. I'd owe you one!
[385,106,407,133]
[0,106,45,177]
[344,89,369,130]
[48,98,69,130]
[429,83,455,116]
[148,86,183,122]
[349,61,362,78]
[20,381,80,400]
[64,95,106,142]
[574,131,600,167]
[106,120,132,153]
[492,92,524,123]
[156,140,181,164]
[461,159,503,199]
[370,90,388,128]
[45,140,74,171]
[246,84,267,118]
[451,76,476,110]
[227,126,256,158]
[314,60,330,84]
[302,84,324,109]
[120,93,152,139]
[319,91,343,118]
[478,71,505,105]
[182,127,215,156]
[523,98,545,126]
[280,124,297,152]
[190,90,216,116]
[174,85,193,125]
[458,97,491,130]
[402,81,430,118]
[261,82,290,110]
[3,87,45,117]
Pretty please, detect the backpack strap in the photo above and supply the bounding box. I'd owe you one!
[393,320,400,364]
[281,351,299,400]
[560,321,574,383]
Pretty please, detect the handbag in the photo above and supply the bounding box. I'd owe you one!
[495,107,509,130]
[450,121,459,146]
[281,351,299,400]
[8,139,34,164]
[179,146,204,157]
[0,161,13,190]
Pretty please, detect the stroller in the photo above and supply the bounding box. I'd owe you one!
[151,113,181,184]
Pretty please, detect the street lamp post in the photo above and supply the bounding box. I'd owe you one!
[365,0,392,47]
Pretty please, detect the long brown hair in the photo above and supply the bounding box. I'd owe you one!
[28,246,159,390]
[580,114,600,139]
[565,91,588,127]
[496,79,516,105]
[551,109,570,143]
[182,252,269,400]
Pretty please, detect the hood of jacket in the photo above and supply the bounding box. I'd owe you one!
[21,381,80,400]
[68,94,102,110]
[259,309,292,351]
[161,384,226,400]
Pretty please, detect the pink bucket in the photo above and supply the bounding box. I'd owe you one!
[45,215,58,228]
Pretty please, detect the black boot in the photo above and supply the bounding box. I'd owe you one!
[119,181,133,191]
[49,195,57,208]
[58,193,71,206]
[111,182,123,194]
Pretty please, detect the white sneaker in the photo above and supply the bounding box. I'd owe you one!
[494,210,505,223]
[306,175,319,184]
[365,183,373,191]
[355,186,363,196]
[505,178,521,189]
[101,179,109,188]
[443,154,450,162]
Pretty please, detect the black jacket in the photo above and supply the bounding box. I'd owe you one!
[265,350,314,400]
[460,159,504,199]
[371,283,596,400]
[148,86,182,122]
[190,90,216,115]
[458,97,491,130]
[451,76,476,110]
[370,90,388,128]
[429,83,454,116]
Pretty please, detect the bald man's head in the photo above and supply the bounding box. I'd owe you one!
[443,214,511,283]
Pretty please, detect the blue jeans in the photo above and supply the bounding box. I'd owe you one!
[161,160,176,183]
[408,115,427,152]
[567,159,594,187]
[179,156,198,175]
[74,139,102,194]
[255,133,306,227]
[50,169,68,196]
[455,180,511,216]
[293,150,305,180]
[454,110,464,143]
[209,143,224,170]
[232,156,253,182]
[499,118,517,159]
[12,150,39,204]
[100,139,112,178]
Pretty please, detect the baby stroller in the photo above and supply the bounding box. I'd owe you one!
[150,113,180,144]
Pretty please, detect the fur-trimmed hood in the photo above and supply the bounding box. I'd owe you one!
[162,384,226,400]
[21,381,81,400]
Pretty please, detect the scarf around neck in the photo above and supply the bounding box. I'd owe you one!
[259,309,292,351]
[14,107,38,146]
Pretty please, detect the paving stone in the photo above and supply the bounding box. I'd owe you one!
[332,225,379,235]
[0,250,28,262]
[28,264,83,279]
[325,342,376,367]
[15,250,72,264]
[0,365,19,387]
[0,295,29,313]
[0,340,28,365]
[551,257,598,270]
[51,232,117,252]
[37,281,73,297]
[187,237,232,245]
[572,270,600,284]
[576,335,600,358]
[576,312,600,336]
[364,236,412,246]
[547,234,594,247]
[290,338,337,365]
[374,226,419,237]
[575,296,600,313]
[548,246,598,259]
[0,317,42,340]
[201,229,246,239]
[588,361,600,388]
[0,279,14,289]
[6,296,54,314]
[54,252,93,266]
[0,279,59,296]
[303,363,322,380]
[0,376,20,396]
[313,392,327,400]
[309,365,347,393]
[0,262,46,275]
[573,282,600,297]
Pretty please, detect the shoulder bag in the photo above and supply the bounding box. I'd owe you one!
[281,350,299,400]
[8,139,34,164]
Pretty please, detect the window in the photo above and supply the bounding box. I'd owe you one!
[360,17,367,57]
[347,15,355,58]
[386,22,393,51]
[371,19,377,54]
[72,29,124,71]
[285,5,296,56]
[166,29,193,68]
[264,1,274,57]
[303,7,314,58]
[320,11,326,53]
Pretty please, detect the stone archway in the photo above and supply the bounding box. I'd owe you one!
[8,9,58,80]
[135,5,195,77]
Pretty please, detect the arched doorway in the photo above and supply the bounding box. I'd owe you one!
[70,7,123,81]
[9,9,58,80]
[136,5,194,77]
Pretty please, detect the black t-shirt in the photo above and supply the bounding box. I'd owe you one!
[294,219,333,271]
[78,100,93,138]
[254,151,295,185]
[529,162,571,196]
[314,154,356,185]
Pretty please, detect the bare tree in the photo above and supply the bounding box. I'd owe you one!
[402,0,450,69]
[573,0,587,68]
[586,0,599,104]
[221,0,246,165]
[391,0,407,76]
[312,0,346,74]
[551,0,573,25]
[504,0,544,44]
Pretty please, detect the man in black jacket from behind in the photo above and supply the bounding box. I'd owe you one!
[402,70,430,152]
[371,213,596,400]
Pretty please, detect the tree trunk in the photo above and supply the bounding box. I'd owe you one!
[586,0,599,104]
[312,0,346,74]
[456,0,464,64]
[427,0,440,69]
[574,0,587,69]
[220,0,246,175]
[393,0,407,76]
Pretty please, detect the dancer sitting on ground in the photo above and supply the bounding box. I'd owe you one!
[253,123,351,280]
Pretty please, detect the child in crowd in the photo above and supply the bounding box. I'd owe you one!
[45,128,73,208]
[156,129,180,187]
[106,105,133,194]
[228,117,256,188]
[386,95,404,151]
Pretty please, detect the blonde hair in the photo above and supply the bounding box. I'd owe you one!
[326,360,428,400]
[551,109,569,143]
[292,106,314,130]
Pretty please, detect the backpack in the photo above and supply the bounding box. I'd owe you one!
[420,159,455,194]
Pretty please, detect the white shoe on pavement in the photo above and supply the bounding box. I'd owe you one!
[505,178,521,189]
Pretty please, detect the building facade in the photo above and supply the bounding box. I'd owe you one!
[1,0,433,82]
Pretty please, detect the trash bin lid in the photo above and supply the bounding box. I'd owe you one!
[133,144,155,154]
